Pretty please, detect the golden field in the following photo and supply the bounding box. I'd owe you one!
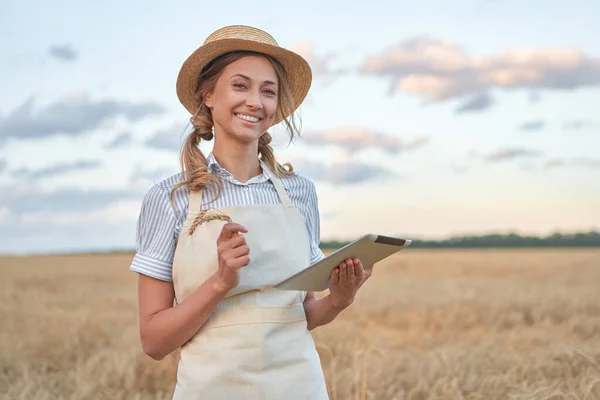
[1,248,599,400]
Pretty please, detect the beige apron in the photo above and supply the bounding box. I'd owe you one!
[171,165,329,399]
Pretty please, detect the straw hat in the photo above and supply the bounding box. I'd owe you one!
[176,25,312,126]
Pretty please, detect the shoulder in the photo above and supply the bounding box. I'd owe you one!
[280,170,317,197]
[280,171,320,216]
[153,172,188,195]
[139,172,189,214]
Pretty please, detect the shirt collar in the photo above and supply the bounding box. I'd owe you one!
[206,152,271,185]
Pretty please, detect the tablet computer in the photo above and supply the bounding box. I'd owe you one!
[275,233,412,292]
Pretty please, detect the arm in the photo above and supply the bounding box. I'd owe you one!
[303,291,348,331]
[132,185,250,360]
[137,223,249,361]
[138,274,229,360]
[303,259,374,331]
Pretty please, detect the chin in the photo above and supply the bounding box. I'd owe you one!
[225,129,261,145]
[234,123,267,140]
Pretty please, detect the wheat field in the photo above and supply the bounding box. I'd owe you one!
[1,248,599,400]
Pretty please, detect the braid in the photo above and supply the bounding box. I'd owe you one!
[258,132,294,177]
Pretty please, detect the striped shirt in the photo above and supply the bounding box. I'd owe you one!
[129,152,325,282]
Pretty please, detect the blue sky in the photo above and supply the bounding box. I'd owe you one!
[1,0,599,254]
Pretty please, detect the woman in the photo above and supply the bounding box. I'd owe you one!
[130,25,374,399]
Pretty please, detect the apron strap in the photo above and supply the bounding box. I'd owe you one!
[189,188,204,213]
[261,162,292,206]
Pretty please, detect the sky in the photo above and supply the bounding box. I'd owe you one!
[0,0,599,254]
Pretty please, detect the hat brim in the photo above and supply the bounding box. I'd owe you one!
[176,39,312,126]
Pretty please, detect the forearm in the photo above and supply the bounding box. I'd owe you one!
[142,275,228,360]
[303,294,348,331]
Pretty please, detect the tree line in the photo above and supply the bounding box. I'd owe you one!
[320,231,600,249]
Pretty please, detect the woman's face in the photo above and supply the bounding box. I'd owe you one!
[205,55,279,146]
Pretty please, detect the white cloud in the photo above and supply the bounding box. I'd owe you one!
[485,147,543,162]
[290,43,348,87]
[20,199,141,227]
[292,157,400,185]
[359,37,600,106]
[301,127,428,154]
[290,43,336,76]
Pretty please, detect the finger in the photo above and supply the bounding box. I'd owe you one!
[225,233,247,249]
[340,262,347,281]
[226,244,250,259]
[346,259,354,279]
[347,259,356,277]
[330,267,340,284]
[217,223,248,244]
[236,255,251,268]
[354,259,365,280]
[225,255,251,270]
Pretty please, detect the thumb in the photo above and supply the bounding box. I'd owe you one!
[217,223,248,244]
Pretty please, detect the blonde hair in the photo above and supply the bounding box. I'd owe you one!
[170,50,300,211]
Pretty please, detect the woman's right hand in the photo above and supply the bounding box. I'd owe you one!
[212,223,250,293]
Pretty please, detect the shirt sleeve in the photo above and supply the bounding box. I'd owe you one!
[306,180,325,265]
[129,184,177,282]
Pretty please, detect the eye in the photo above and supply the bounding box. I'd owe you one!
[233,83,247,89]
[263,89,277,96]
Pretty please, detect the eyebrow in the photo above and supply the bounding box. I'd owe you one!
[231,73,278,86]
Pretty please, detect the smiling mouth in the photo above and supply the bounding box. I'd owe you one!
[235,113,262,123]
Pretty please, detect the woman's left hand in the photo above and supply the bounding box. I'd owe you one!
[328,258,373,309]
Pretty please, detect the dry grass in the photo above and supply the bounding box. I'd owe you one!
[1,248,599,399]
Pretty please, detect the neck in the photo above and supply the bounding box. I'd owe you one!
[212,138,262,183]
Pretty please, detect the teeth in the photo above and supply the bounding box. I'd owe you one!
[236,114,260,122]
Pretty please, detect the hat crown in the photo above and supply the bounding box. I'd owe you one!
[204,25,279,47]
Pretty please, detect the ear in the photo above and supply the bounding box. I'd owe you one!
[204,91,214,108]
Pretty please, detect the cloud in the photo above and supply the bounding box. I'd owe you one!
[484,147,542,162]
[451,164,469,174]
[290,43,348,87]
[455,92,494,113]
[11,160,102,180]
[404,136,430,150]
[519,120,545,131]
[293,158,399,185]
[291,44,333,75]
[544,157,600,169]
[467,149,479,159]
[0,183,140,214]
[573,157,600,168]
[105,131,134,149]
[0,159,7,173]
[49,45,78,62]
[544,158,567,168]
[291,43,346,76]
[529,92,542,103]
[0,217,136,255]
[301,128,428,154]
[359,37,600,106]
[563,120,597,130]
[0,93,166,141]
[0,195,142,254]
[145,122,188,151]
[0,182,145,254]
[130,166,177,186]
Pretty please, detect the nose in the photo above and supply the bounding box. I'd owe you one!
[245,88,262,110]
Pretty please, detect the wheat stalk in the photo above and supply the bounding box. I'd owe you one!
[188,210,233,235]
